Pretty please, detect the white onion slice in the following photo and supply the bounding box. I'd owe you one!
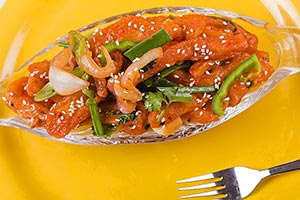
[79,46,116,78]
[121,47,163,88]
[117,47,163,102]
[49,65,90,96]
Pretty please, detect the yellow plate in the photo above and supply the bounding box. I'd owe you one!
[1,0,300,199]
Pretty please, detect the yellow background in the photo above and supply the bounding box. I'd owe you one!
[0,0,300,199]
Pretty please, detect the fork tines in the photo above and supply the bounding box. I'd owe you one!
[177,172,226,199]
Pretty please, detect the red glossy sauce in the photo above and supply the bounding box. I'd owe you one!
[4,14,274,137]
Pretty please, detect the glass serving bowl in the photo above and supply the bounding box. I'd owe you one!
[0,6,299,145]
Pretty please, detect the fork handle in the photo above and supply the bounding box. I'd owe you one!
[268,159,300,176]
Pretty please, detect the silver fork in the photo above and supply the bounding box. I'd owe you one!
[177,159,300,200]
[1,6,300,145]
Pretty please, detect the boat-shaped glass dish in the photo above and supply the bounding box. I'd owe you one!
[0,6,299,145]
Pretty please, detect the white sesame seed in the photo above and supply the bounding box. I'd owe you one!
[133,24,138,29]
[132,57,140,62]
[9,92,14,96]
[196,98,202,103]
[194,107,199,111]
[246,82,252,87]
[204,55,209,60]
[264,70,268,75]
[108,79,114,83]
[150,21,155,24]
[214,83,220,89]
[223,21,228,25]
[199,111,203,116]
[139,25,145,32]
[219,35,225,39]
[150,26,155,31]
[135,110,141,116]
[99,31,103,36]
[189,80,195,86]
[202,44,207,49]
[2,96,7,101]
[22,100,27,105]
[205,70,211,75]
[29,70,39,77]
[86,41,91,48]
[182,49,186,54]
[165,63,171,67]
[177,49,181,54]
[224,29,231,33]
[173,27,178,31]
[131,125,136,129]
[115,40,120,45]
[224,97,230,101]
[221,40,227,44]
[173,75,180,79]
[203,33,207,38]
[128,21,132,26]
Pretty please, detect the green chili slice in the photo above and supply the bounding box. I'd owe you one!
[124,29,172,61]
[145,77,178,88]
[68,30,89,61]
[99,40,137,65]
[70,66,85,77]
[86,98,104,136]
[105,40,137,52]
[58,41,70,48]
[34,82,57,102]
[144,62,192,87]
[212,54,261,116]
[82,88,96,99]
